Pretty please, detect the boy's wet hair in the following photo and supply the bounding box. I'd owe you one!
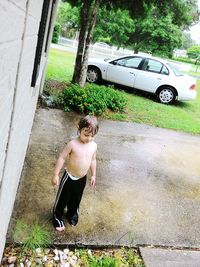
[78,115,99,136]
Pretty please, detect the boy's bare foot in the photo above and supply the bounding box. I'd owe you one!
[55,226,65,232]
[53,218,65,231]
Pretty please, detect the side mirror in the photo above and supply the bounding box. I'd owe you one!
[111,61,117,65]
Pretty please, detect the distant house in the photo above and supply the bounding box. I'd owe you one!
[173,49,187,58]
[0,0,59,259]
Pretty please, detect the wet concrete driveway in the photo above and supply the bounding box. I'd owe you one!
[8,108,200,248]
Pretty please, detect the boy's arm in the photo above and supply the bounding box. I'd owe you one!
[52,142,72,187]
[90,151,97,188]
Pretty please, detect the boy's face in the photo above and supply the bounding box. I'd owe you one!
[79,128,94,143]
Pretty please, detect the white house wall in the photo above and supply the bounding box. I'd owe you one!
[0,41,21,182]
[0,0,57,259]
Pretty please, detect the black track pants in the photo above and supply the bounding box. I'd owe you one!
[53,170,86,228]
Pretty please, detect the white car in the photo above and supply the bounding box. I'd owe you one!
[94,42,110,49]
[86,55,197,104]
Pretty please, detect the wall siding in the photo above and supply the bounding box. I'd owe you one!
[0,0,57,259]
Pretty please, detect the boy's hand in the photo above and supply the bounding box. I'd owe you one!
[90,175,96,188]
[52,175,59,187]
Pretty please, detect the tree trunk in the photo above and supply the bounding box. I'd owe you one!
[72,0,89,84]
[79,0,100,87]
[72,0,100,86]
[133,43,140,54]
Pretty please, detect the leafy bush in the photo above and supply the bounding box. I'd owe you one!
[187,46,200,59]
[52,22,61,44]
[61,83,127,115]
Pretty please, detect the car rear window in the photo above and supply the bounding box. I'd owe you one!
[142,59,169,75]
[167,63,183,76]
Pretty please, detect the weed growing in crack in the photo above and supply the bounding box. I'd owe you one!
[13,219,52,251]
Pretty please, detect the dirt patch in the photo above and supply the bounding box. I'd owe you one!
[44,80,70,92]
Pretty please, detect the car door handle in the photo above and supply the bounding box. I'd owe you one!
[129,72,135,75]
[157,77,162,80]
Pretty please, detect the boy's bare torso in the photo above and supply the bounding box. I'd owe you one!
[66,138,97,178]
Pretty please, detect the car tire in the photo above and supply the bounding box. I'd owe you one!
[157,87,176,104]
[86,67,101,83]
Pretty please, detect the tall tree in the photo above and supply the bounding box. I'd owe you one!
[56,2,79,38]
[70,0,100,86]
[182,32,195,49]
[92,7,134,48]
[66,0,150,86]
[127,5,184,57]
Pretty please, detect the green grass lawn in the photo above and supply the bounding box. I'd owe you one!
[45,47,200,134]
[46,48,75,82]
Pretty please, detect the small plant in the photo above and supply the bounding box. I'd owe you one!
[123,248,145,267]
[13,219,52,251]
[61,83,127,115]
[78,250,120,267]
[128,231,135,247]
[88,255,118,267]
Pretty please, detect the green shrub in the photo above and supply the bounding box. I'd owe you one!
[61,83,127,115]
[187,45,200,59]
[52,22,61,44]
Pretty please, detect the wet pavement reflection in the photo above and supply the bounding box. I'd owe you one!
[7,108,200,248]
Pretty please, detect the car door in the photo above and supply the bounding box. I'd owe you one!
[106,56,143,87]
[134,59,169,93]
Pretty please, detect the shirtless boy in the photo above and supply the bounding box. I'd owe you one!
[52,115,99,231]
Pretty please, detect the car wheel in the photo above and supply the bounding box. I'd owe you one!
[86,67,101,83]
[157,87,176,104]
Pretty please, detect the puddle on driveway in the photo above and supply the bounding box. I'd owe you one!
[7,108,200,248]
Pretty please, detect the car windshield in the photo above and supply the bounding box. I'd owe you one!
[167,63,184,76]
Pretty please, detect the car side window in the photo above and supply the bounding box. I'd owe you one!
[143,59,169,75]
[160,65,169,75]
[115,57,142,69]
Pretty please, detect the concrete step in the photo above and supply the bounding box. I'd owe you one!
[140,247,200,267]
